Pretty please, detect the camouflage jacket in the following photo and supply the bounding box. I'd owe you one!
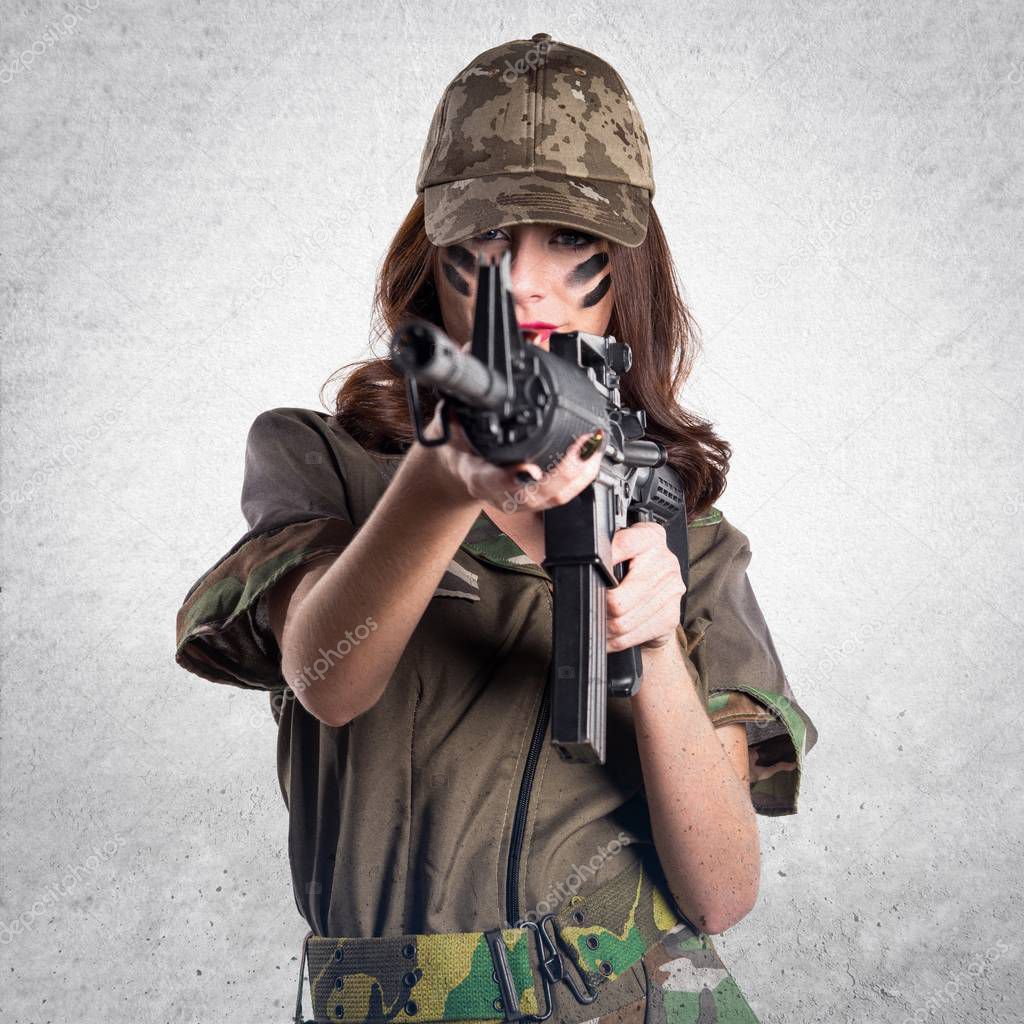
[174,407,819,1023]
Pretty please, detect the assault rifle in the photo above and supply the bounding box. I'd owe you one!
[389,250,688,765]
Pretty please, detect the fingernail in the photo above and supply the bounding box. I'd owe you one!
[579,429,604,460]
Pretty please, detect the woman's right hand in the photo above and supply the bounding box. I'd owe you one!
[421,396,607,515]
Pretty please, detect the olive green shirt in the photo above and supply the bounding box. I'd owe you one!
[175,407,818,946]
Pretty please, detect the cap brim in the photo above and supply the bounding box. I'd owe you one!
[422,170,650,248]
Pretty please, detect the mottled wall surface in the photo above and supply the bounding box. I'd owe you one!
[2,2,1021,1022]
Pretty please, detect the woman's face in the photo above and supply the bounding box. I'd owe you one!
[432,222,614,351]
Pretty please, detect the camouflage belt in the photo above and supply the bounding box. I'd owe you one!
[293,856,691,1024]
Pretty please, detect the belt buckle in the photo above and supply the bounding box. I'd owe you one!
[485,926,552,1023]
[518,913,599,1012]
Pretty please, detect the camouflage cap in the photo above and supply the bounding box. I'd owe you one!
[416,33,655,249]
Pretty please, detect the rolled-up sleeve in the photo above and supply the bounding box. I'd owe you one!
[683,511,819,816]
[174,408,360,693]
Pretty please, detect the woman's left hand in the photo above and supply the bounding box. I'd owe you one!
[607,521,686,652]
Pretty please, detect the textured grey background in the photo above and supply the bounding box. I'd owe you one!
[2,2,1022,1022]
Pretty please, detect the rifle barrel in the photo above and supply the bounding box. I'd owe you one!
[391,320,508,412]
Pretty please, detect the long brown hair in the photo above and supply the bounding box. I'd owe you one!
[320,195,730,519]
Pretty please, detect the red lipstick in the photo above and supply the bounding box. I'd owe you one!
[519,321,559,346]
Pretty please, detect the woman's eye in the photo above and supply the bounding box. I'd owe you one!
[554,230,596,249]
[466,228,595,247]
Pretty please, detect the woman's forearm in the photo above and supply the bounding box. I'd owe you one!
[631,639,761,934]
[280,441,483,727]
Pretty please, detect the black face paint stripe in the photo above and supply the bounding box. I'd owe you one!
[442,260,470,297]
[580,273,611,308]
[446,245,476,274]
[568,252,609,287]
[441,244,474,297]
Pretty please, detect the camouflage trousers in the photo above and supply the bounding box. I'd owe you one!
[599,922,763,1024]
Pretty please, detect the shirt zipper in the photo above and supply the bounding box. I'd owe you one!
[457,516,555,927]
[505,677,551,927]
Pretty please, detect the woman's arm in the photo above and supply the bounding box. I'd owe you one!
[632,640,760,935]
[266,407,604,728]
[266,440,483,727]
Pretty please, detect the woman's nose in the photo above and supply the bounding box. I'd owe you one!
[508,236,553,302]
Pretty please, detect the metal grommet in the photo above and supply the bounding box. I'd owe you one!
[572,910,585,924]
[334,976,344,989]
[585,935,599,950]
[493,997,504,1012]
[569,895,584,906]
[599,961,612,976]
[403,971,418,987]
[334,948,344,961]
[334,1005,344,1018]
[401,942,416,959]
[405,999,418,1015]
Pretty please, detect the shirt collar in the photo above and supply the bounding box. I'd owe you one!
[459,510,553,583]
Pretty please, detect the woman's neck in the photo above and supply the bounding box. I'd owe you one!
[486,505,545,564]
